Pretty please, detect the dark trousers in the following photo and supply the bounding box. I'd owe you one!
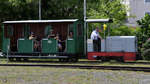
[93,39,101,52]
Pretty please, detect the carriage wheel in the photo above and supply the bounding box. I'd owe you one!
[59,58,68,62]
[59,58,64,62]
[8,57,14,61]
[16,58,21,61]
[63,58,69,62]
[71,58,78,62]
[23,58,29,62]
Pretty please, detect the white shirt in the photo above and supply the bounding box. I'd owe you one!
[90,30,100,40]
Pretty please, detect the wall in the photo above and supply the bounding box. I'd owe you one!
[125,0,150,27]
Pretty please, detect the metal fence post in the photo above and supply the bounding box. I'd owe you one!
[7,45,10,63]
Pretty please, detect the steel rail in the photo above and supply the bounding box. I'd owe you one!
[0,64,150,72]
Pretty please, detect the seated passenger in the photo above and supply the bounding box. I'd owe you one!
[29,32,36,40]
[47,29,55,39]
[34,37,41,52]
[68,31,73,39]
[54,33,63,52]
[29,32,40,52]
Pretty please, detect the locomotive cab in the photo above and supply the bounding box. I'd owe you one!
[86,19,137,62]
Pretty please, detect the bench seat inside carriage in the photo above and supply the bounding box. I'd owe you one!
[2,19,84,58]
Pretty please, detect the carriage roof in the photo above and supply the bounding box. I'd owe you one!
[3,19,79,24]
[3,19,112,24]
[86,19,112,23]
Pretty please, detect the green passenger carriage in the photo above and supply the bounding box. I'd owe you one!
[2,19,85,62]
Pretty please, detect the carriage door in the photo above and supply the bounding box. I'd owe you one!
[42,25,58,53]
[77,23,84,54]
[66,24,76,54]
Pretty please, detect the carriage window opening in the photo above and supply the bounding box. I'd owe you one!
[68,24,73,32]
[45,25,52,38]
[23,24,30,39]
[77,24,82,36]
[68,24,74,38]
[7,25,13,37]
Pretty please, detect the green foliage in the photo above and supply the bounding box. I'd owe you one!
[0,0,84,21]
[136,14,150,60]
[137,14,150,38]
[141,40,150,60]
[42,0,83,19]
[87,0,127,26]
[88,25,136,39]
[110,25,136,36]
[0,0,127,22]
[0,0,38,21]
[87,0,128,38]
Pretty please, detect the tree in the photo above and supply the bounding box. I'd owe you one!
[141,39,150,60]
[137,13,150,40]
[87,0,127,26]
[41,0,83,19]
[0,0,84,21]
[110,25,136,36]
[0,0,39,22]
[137,14,150,60]
[86,0,127,38]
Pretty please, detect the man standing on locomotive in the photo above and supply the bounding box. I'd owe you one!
[91,27,102,52]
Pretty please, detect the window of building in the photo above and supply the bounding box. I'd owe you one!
[145,0,150,2]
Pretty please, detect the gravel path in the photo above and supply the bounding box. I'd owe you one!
[0,66,150,84]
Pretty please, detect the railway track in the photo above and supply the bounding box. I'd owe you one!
[0,64,150,72]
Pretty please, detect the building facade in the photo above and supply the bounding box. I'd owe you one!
[123,0,150,27]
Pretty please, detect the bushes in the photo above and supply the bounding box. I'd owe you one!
[110,25,136,36]
[136,14,150,60]
[141,39,150,60]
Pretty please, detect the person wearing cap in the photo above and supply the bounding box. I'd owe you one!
[90,27,102,52]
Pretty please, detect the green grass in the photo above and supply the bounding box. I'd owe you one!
[0,66,147,84]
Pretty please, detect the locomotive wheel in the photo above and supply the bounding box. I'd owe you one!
[116,57,124,62]
[101,57,110,62]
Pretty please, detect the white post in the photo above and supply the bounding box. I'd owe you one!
[104,29,106,52]
[7,45,10,63]
[39,0,41,20]
[84,0,86,21]
[84,0,87,55]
